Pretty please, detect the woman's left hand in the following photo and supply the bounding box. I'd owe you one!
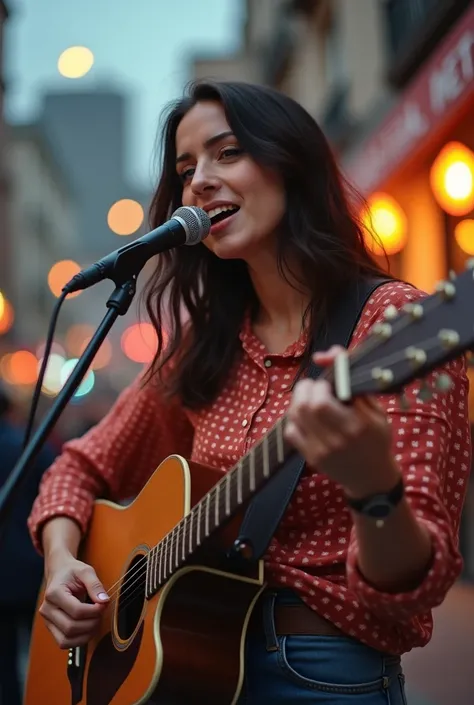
[284,347,400,497]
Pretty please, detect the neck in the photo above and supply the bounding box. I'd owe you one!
[247,251,310,331]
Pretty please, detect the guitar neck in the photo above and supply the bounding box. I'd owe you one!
[146,417,294,596]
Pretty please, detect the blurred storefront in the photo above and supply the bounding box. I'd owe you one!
[344,2,474,295]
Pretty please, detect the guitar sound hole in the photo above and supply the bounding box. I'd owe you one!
[116,553,146,641]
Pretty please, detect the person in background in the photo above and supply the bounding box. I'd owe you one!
[0,385,57,705]
[28,81,470,704]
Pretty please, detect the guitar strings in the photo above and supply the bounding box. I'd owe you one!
[103,329,449,615]
[101,294,451,609]
[103,327,449,612]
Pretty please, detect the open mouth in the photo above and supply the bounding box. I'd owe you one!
[209,205,240,225]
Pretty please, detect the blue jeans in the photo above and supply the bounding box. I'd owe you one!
[238,591,408,704]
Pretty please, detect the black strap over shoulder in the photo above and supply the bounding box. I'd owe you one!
[233,277,391,562]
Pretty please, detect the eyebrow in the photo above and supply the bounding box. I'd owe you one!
[176,130,235,165]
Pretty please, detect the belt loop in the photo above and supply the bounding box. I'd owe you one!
[262,592,279,652]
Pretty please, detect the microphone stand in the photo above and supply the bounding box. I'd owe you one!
[0,276,137,530]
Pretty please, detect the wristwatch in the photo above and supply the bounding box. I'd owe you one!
[345,476,404,527]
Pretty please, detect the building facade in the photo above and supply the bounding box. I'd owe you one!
[5,123,83,344]
[39,88,150,260]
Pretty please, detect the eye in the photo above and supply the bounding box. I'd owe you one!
[178,166,195,184]
[219,146,243,159]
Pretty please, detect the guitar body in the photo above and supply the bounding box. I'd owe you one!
[25,456,265,705]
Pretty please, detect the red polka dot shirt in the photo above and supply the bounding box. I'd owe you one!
[28,281,471,655]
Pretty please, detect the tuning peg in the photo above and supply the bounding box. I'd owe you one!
[417,380,433,402]
[438,329,460,348]
[371,322,392,339]
[383,304,399,321]
[403,303,424,320]
[405,346,427,367]
[371,366,394,388]
[435,281,456,300]
[434,373,453,392]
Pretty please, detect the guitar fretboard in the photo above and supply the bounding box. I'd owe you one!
[145,416,293,596]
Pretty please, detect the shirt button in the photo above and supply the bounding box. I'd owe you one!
[264,359,272,368]
[242,419,248,428]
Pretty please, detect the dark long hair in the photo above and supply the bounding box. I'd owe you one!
[144,80,387,408]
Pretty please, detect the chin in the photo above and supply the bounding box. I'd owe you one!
[207,231,255,261]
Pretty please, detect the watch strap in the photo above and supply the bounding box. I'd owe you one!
[345,476,405,515]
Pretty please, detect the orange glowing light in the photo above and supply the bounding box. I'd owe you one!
[65,324,95,356]
[5,350,38,385]
[79,336,112,369]
[48,260,82,298]
[363,193,407,256]
[107,199,144,236]
[0,298,14,334]
[121,323,158,364]
[454,219,474,255]
[430,142,474,216]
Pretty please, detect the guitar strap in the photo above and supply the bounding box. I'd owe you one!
[234,276,392,562]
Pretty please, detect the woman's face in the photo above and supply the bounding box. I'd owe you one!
[175,100,286,263]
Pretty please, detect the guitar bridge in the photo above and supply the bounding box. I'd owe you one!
[67,645,87,705]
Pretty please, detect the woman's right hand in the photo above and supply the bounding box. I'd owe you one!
[39,553,110,649]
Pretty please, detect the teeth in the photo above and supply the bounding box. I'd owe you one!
[208,205,238,219]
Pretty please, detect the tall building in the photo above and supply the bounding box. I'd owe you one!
[39,87,150,261]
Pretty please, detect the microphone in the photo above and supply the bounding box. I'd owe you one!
[63,206,211,294]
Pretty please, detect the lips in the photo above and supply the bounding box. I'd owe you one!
[208,205,240,225]
[209,208,240,234]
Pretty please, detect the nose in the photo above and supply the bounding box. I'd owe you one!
[190,160,220,198]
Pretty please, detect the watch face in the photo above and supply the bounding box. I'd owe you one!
[365,498,393,518]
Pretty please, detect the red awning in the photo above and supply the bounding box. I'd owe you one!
[344,5,474,194]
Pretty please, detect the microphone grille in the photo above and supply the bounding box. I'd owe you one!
[171,206,211,246]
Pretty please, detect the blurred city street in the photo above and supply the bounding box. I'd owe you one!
[0,1,473,703]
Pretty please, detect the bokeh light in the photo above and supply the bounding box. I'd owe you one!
[60,358,95,397]
[0,290,4,320]
[36,341,66,359]
[107,199,144,235]
[0,298,14,334]
[454,219,474,255]
[57,46,94,79]
[2,350,38,385]
[121,322,158,363]
[48,260,82,298]
[65,323,95,356]
[79,336,112,370]
[363,193,408,256]
[430,141,474,216]
[39,353,66,396]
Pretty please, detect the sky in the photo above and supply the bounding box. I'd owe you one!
[4,0,243,188]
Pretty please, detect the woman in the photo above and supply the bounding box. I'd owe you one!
[29,81,470,704]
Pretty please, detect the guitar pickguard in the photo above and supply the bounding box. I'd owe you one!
[85,622,144,705]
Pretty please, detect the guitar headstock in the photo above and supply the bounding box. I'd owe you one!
[338,263,474,401]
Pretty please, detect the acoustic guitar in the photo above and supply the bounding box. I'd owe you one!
[24,267,474,704]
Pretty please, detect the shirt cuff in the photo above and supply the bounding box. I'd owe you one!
[28,498,92,555]
[346,519,462,621]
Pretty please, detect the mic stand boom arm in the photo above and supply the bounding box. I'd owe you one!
[0,277,137,529]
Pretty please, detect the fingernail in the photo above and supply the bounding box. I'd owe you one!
[97,592,109,601]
